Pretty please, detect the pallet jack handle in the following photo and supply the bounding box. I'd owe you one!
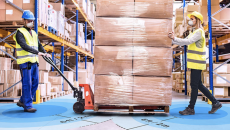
[42,56,79,98]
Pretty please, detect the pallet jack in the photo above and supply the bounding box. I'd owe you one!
[42,56,93,113]
[43,56,169,114]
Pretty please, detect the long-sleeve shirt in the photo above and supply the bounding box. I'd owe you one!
[16,26,46,54]
[172,29,204,48]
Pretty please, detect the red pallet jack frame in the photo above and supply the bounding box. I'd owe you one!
[78,84,169,114]
[42,56,169,114]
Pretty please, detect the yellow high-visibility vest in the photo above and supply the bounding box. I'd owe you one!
[13,28,39,65]
[187,28,206,70]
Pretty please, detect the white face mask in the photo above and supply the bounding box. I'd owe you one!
[26,22,33,28]
[188,20,194,26]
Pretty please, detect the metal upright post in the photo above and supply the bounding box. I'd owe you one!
[62,0,64,5]
[215,37,219,63]
[183,0,187,95]
[208,0,213,94]
[85,21,87,69]
[91,30,93,63]
[34,0,38,33]
[52,42,55,71]
[76,9,79,82]
[61,45,64,90]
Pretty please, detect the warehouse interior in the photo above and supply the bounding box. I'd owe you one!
[0,0,230,130]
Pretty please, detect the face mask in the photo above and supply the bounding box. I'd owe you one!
[26,22,33,28]
[188,20,194,26]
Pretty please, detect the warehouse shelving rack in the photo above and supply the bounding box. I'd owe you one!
[0,0,95,101]
[173,0,230,100]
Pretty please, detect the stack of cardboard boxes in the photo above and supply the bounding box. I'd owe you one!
[0,57,22,98]
[70,23,85,49]
[76,0,95,23]
[203,64,230,97]
[94,0,173,106]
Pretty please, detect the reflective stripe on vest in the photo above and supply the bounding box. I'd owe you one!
[187,28,206,70]
[13,28,39,65]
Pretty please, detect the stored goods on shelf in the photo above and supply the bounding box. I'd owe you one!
[48,76,63,85]
[63,71,74,91]
[39,55,51,71]
[39,71,49,84]
[0,57,11,70]
[46,82,51,96]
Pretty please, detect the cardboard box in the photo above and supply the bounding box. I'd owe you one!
[176,83,185,89]
[213,74,230,87]
[199,0,220,6]
[48,76,63,85]
[63,71,73,91]
[95,75,133,105]
[39,84,46,97]
[39,71,49,84]
[5,70,20,84]
[133,47,172,77]
[46,82,51,96]
[0,57,11,70]
[176,78,185,84]
[3,82,20,97]
[200,6,221,23]
[0,70,4,83]
[214,87,230,97]
[187,81,191,92]
[220,8,230,21]
[0,0,6,9]
[96,0,134,17]
[94,46,132,75]
[0,84,3,97]
[0,9,6,22]
[173,80,177,89]
[49,71,58,76]
[52,84,62,92]
[22,0,35,9]
[78,69,89,84]
[5,0,23,21]
[211,64,230,74]
[185,5,200,12]
[50,3,64,14]
[39,55,51,71]
[133,76,172,105]
[96,17,172,47]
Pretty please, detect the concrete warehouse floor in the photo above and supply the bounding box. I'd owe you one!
[0,92,229,130]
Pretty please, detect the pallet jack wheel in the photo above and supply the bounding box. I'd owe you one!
[73,102,85,114]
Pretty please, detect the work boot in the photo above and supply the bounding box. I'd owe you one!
[209,102,222,114]
[179,107,195,115]
[24,108,37,112]
[17,100,24,108]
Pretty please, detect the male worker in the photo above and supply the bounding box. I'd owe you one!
[13,10,51,112]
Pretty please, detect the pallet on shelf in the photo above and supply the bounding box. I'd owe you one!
[93,105,170,114]
[175,88,185,93]
[40,96,50,103]
[48,26,58,36]
[51,92,57,99]
[38,20,48,30]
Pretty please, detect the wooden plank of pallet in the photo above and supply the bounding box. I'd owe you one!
[176,88,185,93]
[51,92,57,99]
[40,96,47,103]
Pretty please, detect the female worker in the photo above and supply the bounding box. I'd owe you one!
[168,11,222,115]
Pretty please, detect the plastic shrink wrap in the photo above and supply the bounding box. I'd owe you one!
[95,17,172,47]
[96,0,173,19]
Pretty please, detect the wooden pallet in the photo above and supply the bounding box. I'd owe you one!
[65,90,73,95]
[0,21,24,27]
[175,88,185,93]
[94,105,170,114]
[51,92,57,99]
[172,88,176,91]
[40,96,50,103]
[38,20,48,30]
[57,91,65,97]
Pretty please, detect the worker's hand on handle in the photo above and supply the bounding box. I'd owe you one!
[168,32,175,40]
[45,53,51,58]
[38,52,46,56]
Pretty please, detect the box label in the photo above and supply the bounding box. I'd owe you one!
[216,76,227,84]
[216,65,227,73]
[23,0,30,3]
[6,10,13,15]
[214,88,224,96]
